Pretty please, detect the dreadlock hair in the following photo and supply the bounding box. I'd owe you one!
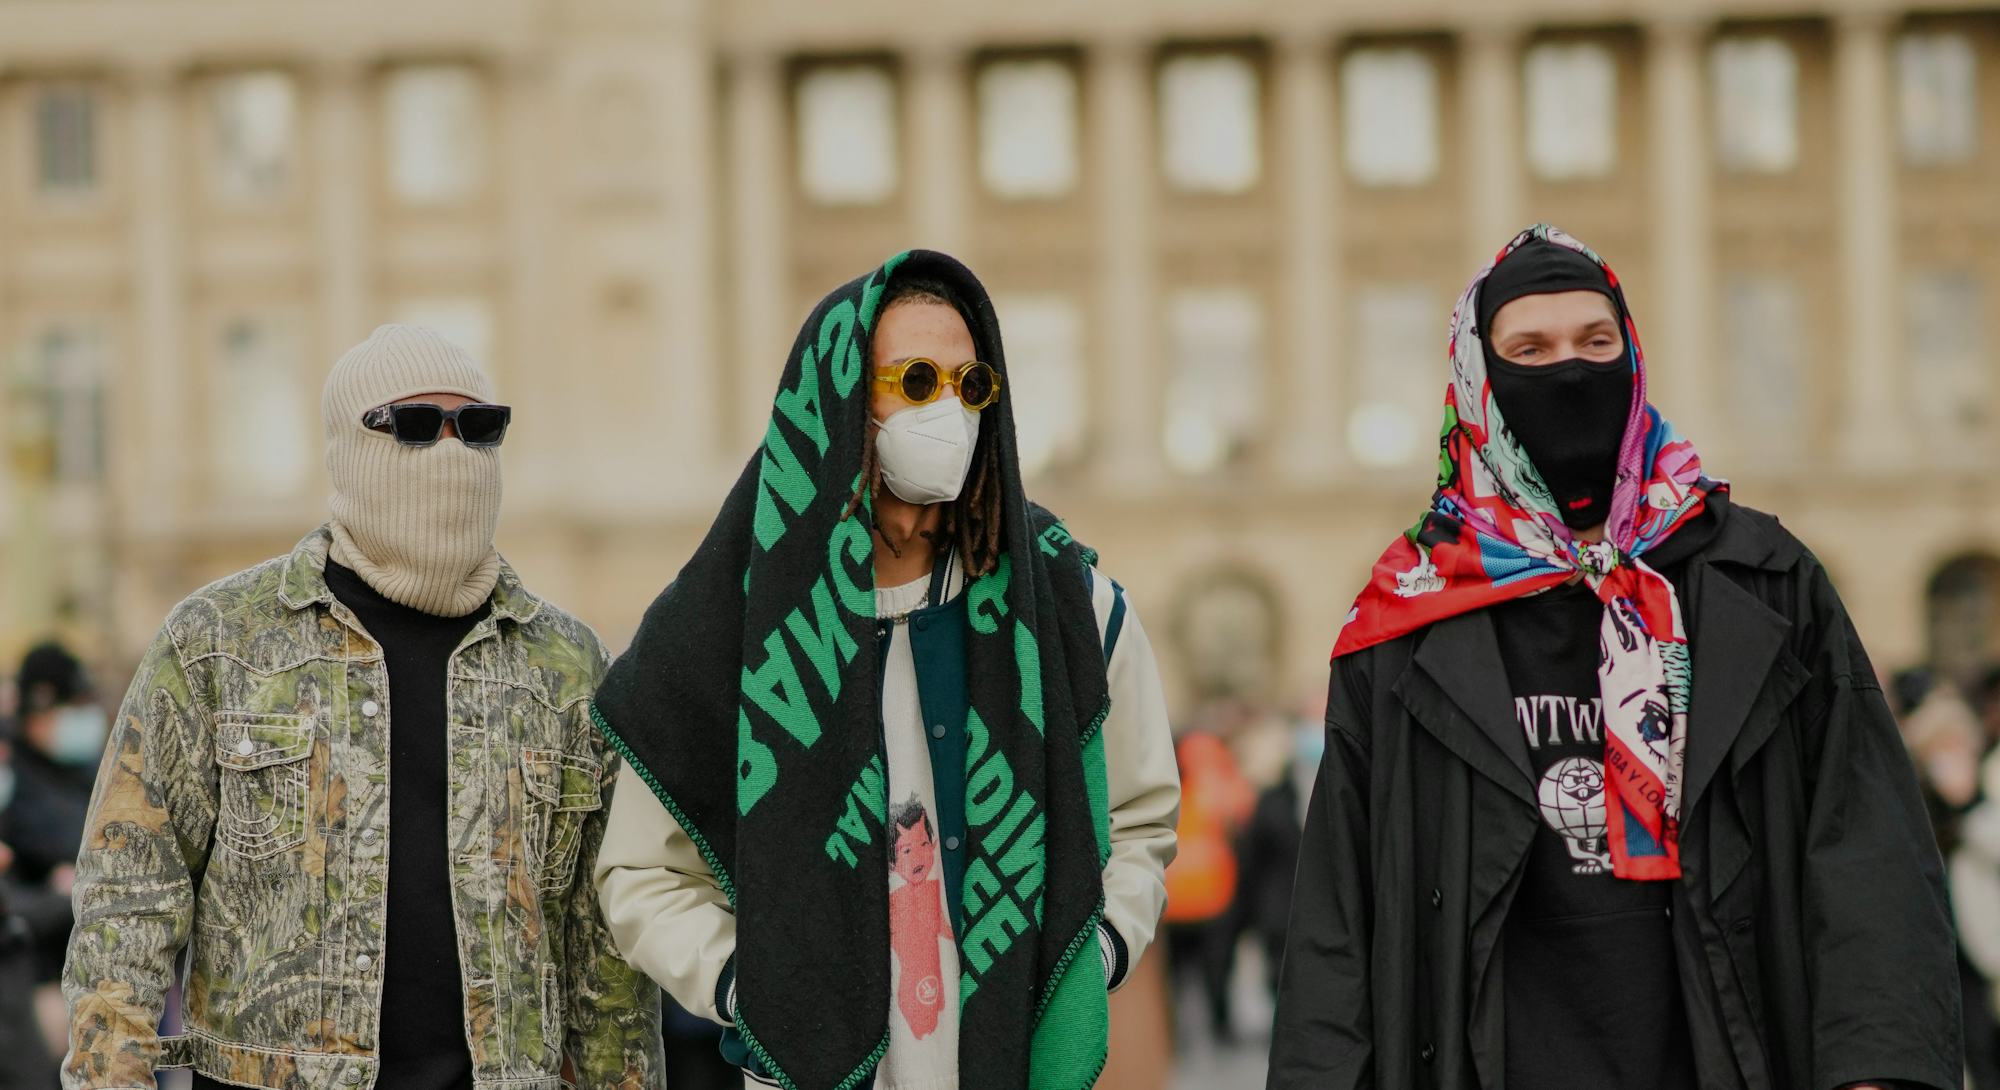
[845,275,1007,578]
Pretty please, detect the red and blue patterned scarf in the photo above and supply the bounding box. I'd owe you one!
[1332,224,1722,880]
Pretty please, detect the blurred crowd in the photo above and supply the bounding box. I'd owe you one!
[1892,662,2000,1089]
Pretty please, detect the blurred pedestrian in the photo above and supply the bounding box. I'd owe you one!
[1928,680,2000,1089]
[61,325,661,1090]
[1271,225,1960,1090]
[0,733,64,1090]
[1162,727,1253,1044]
[1238,716,1321,1001]
[592,251,1180,1090]
[5,641,100,905]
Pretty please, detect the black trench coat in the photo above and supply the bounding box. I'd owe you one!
[1269,499,1962,1090]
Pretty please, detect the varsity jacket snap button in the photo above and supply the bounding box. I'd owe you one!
[930,723,946,739]
[945,836,961,851]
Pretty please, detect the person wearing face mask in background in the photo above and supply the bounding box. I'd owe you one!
[1,707,71,1090]
[591,252,1180,1090]
[60,325,662,1090]
[1269,225,1959,1090]
[5,640,103,1060]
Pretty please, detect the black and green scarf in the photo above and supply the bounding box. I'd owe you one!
[593,251,1113,1090]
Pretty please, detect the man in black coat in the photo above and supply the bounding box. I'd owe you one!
[1269,226,1960,1090]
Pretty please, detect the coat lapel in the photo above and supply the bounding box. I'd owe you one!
[1396,610,1536,807]
[1682,562,1802,816]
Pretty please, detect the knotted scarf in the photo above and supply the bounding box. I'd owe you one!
[592,251,1113,1089]
[1332,224,1722,880]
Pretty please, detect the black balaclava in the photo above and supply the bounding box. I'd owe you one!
[1477,239,1634,531]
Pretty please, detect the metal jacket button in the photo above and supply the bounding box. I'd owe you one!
[236,737,256,757]
[360,699,380,718]
[360,829,379,845]
[1421,1043,1436,1063]
[1430,888,1443,909]
[354,953,372,971]
[945,836,961,851]
[345,1070,363,1084]
[930,723,947,739]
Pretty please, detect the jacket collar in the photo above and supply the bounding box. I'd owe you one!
[276,525,541,625]
[1398,608,1536,807]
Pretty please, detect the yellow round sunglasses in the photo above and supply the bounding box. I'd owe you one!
[871,357,1002,410]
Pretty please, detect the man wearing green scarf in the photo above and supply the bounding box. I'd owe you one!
[591,251,1179,1090]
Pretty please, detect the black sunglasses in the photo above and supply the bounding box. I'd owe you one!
[362,402,512,448]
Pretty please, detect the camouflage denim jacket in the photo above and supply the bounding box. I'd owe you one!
[61,528,662,1090]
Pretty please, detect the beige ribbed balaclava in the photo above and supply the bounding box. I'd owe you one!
[322,324,502,618]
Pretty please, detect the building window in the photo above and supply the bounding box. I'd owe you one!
[1711,37,1800,174]
[35,84,99,196]
[795,63,899,206]
[992,293,1086,479]
[1163,288,1264,474]
[1524,42,1619,181]
[1719,272,1805,440]
[211,71,297,203]
[34,323,107,483]
[1898,31,1978,167]
[214,318,308,497]
[1906,269,1986,437]
[977,59,1079,200]
[385,65,486,206]
[1347,284,1440,468]
[1158,52,1262,195]
[394,297,496,368]
[1341,47,1440,187]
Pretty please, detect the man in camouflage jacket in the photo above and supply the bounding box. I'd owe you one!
[61,326,662,1090]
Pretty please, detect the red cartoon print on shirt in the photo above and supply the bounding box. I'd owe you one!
[888,795,954,1040]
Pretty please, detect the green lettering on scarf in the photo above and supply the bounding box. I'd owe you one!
[828,513,873,618]
[818,300,863,399]
[962,857,1001,918]
[981,789,1035,858]
[968,554,1011,634]
[1014,619,1044,736]
[752,418,817,551]
[742,629,820,748]
[824,754,887,867]
[996,814,1046,893]
[774,344,829,457]
[960,891,1031,976]
[784,576,858,700]
[737,709,778,815]
[965,747,1015,826]
[856,252,910,334]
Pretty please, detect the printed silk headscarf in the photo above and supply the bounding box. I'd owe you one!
[1332,224,1723,880]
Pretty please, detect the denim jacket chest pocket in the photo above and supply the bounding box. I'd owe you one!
[213,713,316,860]
[519,748,602,895]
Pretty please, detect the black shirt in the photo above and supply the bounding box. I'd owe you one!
[1493,581,1696,1090]
[193,562,490,1090]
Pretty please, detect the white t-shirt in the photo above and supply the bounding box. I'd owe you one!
[873,572,962,1090]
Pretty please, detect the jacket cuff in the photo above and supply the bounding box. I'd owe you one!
[1097,922,1130,991]
[714,953,738,1025]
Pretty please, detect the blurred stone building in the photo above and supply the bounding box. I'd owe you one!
[3,0,2000,708]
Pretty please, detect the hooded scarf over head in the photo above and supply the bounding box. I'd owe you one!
[1332,224,1724,881]
[592,251,1113,1090]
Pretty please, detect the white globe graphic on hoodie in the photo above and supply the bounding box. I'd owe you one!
[1537,755,1613,875]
